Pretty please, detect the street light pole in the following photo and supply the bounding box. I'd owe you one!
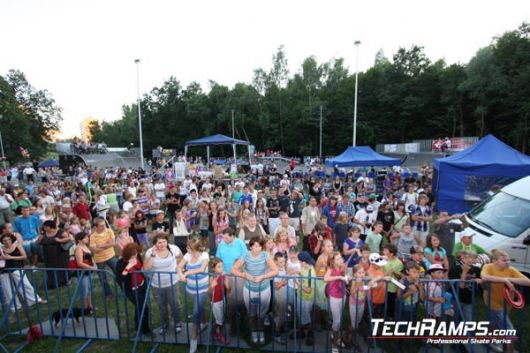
[134,59,145,170]
[353,40,361,147]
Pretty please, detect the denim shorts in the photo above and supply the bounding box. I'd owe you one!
[489,309,514,331]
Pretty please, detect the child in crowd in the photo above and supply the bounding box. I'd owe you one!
[452,227,489,257]
[133,210,149,247]
[425,264,447,321]
[286,246,301,331]
[314,239,333,331]
[397,261,424,322]
[264,236,275,258]
[343,226,363,276]
[297,251,316,346]
[383,244,403,319]
[209,257,231,344]
[367,253,390,319]
[225,200,238,230]
[410,245,427,278]
[198,202,210,249]
[424,234,449,271]
[481,249,530,353]
[358,245,371,271]
[273,252,288,344]
[349,264,377,352]
[324,251,350,353]
[365,221,384,253]
[449,250,482,321]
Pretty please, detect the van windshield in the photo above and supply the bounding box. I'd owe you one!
[468,191,530,238]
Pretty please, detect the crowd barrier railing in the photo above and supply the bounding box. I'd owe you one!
[0,268,526,353]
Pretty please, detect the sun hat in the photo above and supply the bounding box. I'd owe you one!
[369,253,387,266]
[456,227,475,239]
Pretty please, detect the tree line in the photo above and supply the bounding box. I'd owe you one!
[0,70,62,163]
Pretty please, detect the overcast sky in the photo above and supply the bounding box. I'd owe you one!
[1,0,528,137]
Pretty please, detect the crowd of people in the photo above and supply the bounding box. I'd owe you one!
[0,162,529,353]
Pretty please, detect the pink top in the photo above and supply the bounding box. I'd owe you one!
[329,267,346,298]
[215,216,229,234]
[115,217,130,229]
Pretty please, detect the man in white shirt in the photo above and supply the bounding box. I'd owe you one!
[153,178,166,202]
[354,205,377,238]
[23,166,36,182]
[0,188,13,224]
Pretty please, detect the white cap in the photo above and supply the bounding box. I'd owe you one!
[456,227,475,239]
[369,253,387,266]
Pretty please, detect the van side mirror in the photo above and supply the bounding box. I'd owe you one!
[524,234,530,246]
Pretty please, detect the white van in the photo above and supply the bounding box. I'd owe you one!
[465,175,530,275]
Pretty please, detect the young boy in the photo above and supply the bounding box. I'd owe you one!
[452,227,488,257]
[449,250,482,321]
[365,221,384,253]
[273,252,288,344]
[382,244,403,320]
[298,251,316,346]
[481,249,530,353]
[358,245,372,271]
[397,261,424,322]
[425,264,447,321]
[286,246,301,333]
[367,253,390,319]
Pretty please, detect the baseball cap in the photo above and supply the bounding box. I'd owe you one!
[298,251,315,266]
[456,227,475,239]
[427,263,448,273]
[369,253,387,266]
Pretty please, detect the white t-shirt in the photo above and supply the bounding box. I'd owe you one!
[123,201,133,213]
[286,259,301,289]
[355,209,377,234]
[401,192,418,211]
[154,182,166,198]
[145,244,182,287]
[274,225,296,241]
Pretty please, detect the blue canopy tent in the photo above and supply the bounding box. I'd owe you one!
[325,146,401,167]
[433,134,530,213]
[184,134,250,165]
[38,159,59,168]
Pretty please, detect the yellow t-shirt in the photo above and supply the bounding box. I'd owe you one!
[90,228,116,263]
[481,263,525,310]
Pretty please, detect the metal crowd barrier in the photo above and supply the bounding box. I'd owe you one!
[0,268,526,353]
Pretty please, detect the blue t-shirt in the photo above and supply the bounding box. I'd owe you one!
[13,215,41,241]
[344,238,363,267]
[424,247,447,269]
[216,238,247,274]
[242,251,270,292]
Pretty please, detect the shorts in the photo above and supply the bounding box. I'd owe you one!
[190,291,208,325]
[22,239,39,258]
[212,300,225,325]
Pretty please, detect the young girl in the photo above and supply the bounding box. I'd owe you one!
[74,231,97,310]
[209,257,231,345]
[358,245,371,271]
[133,210,149,248]
[254,198,269,234]
[116,225,135,254]
[273,252,287,344]
[324,251,350,353]
[349,264,377,351]
[68,216,82,236]
[263,236,275,258]
[213,208,229,247]
[273,228,296,256]
[314,239,333,331]
[343,226,364,276]
[424,234,449,271]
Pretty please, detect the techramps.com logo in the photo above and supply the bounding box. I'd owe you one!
[370,319,517,345]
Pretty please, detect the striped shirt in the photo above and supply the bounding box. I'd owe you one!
[242,251,270,292]
[184,252,209,295]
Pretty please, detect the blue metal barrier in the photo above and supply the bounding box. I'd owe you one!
[0,269,527,353]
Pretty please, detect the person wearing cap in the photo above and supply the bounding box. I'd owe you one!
[366,253,390,319]
[297,251,317,346]
[353,203,376,241]
[481,249,530,353]
[452,227,488,257]
[367,193,380,215]
[151,210,170,238]
[425,263,448,321]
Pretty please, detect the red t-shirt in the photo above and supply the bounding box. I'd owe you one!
[212,275,225,303]
[73,202,91,220]
[128,257,144,288]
